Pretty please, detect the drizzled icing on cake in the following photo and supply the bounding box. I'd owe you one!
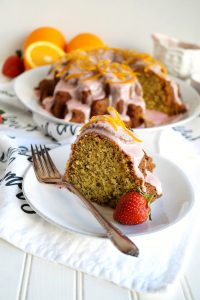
[39,47,185,126]
[41,50,145,124]
[78,108,162,195]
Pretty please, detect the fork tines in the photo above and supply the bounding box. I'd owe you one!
[31,144,61,181]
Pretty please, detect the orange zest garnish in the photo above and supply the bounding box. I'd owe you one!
[52,54,138,84]
[81,107,142,143]
[64,72,84,80]
[144,62,167,74]
[97,60,138,84]
[81,114,118,132]
[107,107,142,142]
[91,115,118,130]
[81,73,102,81]
[121,50,167,75]
[54,63,71,77]
[50,47,166,83]
[77,58,96,71]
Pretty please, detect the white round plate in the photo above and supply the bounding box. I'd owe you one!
[23,145,194,237]
[14,66,200,132]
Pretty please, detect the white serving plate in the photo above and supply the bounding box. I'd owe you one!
[14,66,200,135]
[23,145,194,238]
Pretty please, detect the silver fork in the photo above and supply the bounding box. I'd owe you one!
[31,144,139,257]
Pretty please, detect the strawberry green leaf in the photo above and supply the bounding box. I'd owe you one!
[135,187,155,202]
[16,50,23,58]
[149,211,152,221]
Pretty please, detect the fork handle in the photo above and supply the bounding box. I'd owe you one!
[63,181,139,257]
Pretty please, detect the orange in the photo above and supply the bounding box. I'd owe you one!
[24,26,66,50]
[24,41,65,69]
[67,33,105,52]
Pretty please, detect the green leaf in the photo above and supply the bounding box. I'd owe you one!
[0,110,5,115]
[135,186,155,202]
[16,49,23,58]
[149,211,152,221]
[147,193,155,203]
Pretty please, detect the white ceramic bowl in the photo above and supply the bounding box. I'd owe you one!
[191,73,200,94]
[152,33,200,79]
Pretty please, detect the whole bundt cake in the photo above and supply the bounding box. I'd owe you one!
[37,48,187,128]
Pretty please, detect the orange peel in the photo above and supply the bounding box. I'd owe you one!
[107,107,142,142]
[81,107,142,143]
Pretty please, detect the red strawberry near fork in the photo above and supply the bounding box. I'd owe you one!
[113,191,153,225]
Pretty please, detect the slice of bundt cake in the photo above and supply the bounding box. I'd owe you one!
[64,107,162,208]
[124,52,187,115]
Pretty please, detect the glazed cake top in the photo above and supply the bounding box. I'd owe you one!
[43,49,146,123]
[40,47,184,126]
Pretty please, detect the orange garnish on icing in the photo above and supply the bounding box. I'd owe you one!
[107,107,142,142]
[81,114,118,132]
[125,50,167,75]
[97,61,138,84]
[64,72,85,80]
[81,107,142,143]
[77,58,97,71]
[58,55,138,84]
[54,63,71,77]
[81,73,102,81]
[91,115,118,130]
[50,47,166,83]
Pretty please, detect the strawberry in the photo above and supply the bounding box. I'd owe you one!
[113,191,152,225]
[0,115,2,124]
[2,50,24,78]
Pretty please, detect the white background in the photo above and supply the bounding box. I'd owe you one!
[0,0,200,60]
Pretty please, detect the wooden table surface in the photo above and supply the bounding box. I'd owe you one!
[1,233,199,300]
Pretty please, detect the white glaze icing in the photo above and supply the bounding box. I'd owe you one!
[109,80,144,108]
[166,77,182,104]
[41,50,146,123]
[54,80,77,99]
[145,109,184,126]
[77,79,106,104]
[42,96,54,111]
[66,99,91,121]
[145,170,162,195]
[145,109,170,125]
